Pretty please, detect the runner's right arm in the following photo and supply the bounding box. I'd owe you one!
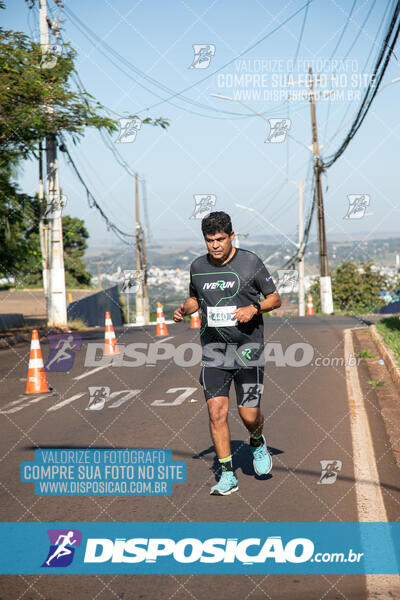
[174,263,201,322]
[173,297,199,322]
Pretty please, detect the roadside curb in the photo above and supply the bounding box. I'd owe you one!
[0,332,32,349]
[370,324,400,391]
[0,327,72,350]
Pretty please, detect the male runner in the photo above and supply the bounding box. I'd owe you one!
[173,211,281,495]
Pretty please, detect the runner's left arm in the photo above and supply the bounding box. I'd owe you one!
[233,257,281,322]
[254,257,281,314]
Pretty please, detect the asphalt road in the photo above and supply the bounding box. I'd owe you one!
[0,316,399,599]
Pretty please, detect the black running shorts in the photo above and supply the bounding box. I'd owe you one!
[199,366,264,407]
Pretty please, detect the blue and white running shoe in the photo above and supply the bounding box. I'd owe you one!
[250,435,272,475]
[210,471,239,496]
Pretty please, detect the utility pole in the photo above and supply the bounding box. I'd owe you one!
[90,260,112,289]
[307,68,334,314]
[38,139,49,300]
[141,226,150,325]
[233,233,249,249]
[287,180,311,316]
[139,177,150,325]
[39,0,67,327]
[135,173,144,325]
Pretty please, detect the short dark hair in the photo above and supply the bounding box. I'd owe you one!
[201,211,232,237]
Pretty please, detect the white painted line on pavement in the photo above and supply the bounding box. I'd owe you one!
[47,392,85,412]
[344,328,398,598]
[0,394,50,414]
[154,336,174,344]
[73,364,111,381]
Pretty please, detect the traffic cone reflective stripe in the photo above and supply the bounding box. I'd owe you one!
[104,311,120,356]
[156,302,169,336]
[25,330,51,395]
[190,311,201,329]
[306,294,315,316]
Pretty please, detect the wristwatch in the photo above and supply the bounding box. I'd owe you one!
[251,301,261,314]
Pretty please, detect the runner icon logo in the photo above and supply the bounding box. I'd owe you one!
[241,348,252,360]
[317,460,342,485]
[42,529,82,568]
[45,333,82,372]
[115,117,142,143]
[188,44,216,69]
[190,194,217,219]
[344,194,371,219]
[86,386,110,411]
[265,118,291,143]
[241,383,264,404]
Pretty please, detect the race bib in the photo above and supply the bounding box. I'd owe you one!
[207,305,237,327]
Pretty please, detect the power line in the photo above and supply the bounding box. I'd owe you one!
[138,0,315,114]
[293,0,311,68]
[59,135,135,244]
[322,0,400,168]
[63,1,313,118]
[322,0,358,143]
[63,5,269,120]
[325,0,393,148]
[343,0,377,60]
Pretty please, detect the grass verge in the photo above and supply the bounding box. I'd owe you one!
[375,316,400,368]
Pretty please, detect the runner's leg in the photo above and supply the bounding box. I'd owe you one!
[206,395,231,459]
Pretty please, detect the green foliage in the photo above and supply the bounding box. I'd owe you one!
[62,215,91,287]
[0,28,116,164]
[309,260,394,314]
[0,167,41,279]
[18,211,92,288]
[355,349,375,359]
[0,17,170,285]
[376,316,400,367]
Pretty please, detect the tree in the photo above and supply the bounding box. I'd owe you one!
[309,260,388,313]
[0,15,169,281]
[62,216,91,287]
[19,210,92,288]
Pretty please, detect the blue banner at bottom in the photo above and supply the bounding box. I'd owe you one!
[0,522,399,574]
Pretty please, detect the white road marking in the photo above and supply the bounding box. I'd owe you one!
[152,387,197,406]
[0,394,50,414]
[47,393,85,412]
[108,389,141,408]
[73,364,111,381]
[154,336,174,344]
[344,328,398,598]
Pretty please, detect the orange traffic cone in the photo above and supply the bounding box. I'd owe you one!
[104,312,120,356]
[306,294,315,316]
[190,311,201,329]
[156,302,169,337]
[25,330,51,395]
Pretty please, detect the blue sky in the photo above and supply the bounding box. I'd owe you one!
[4,0,400,251]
